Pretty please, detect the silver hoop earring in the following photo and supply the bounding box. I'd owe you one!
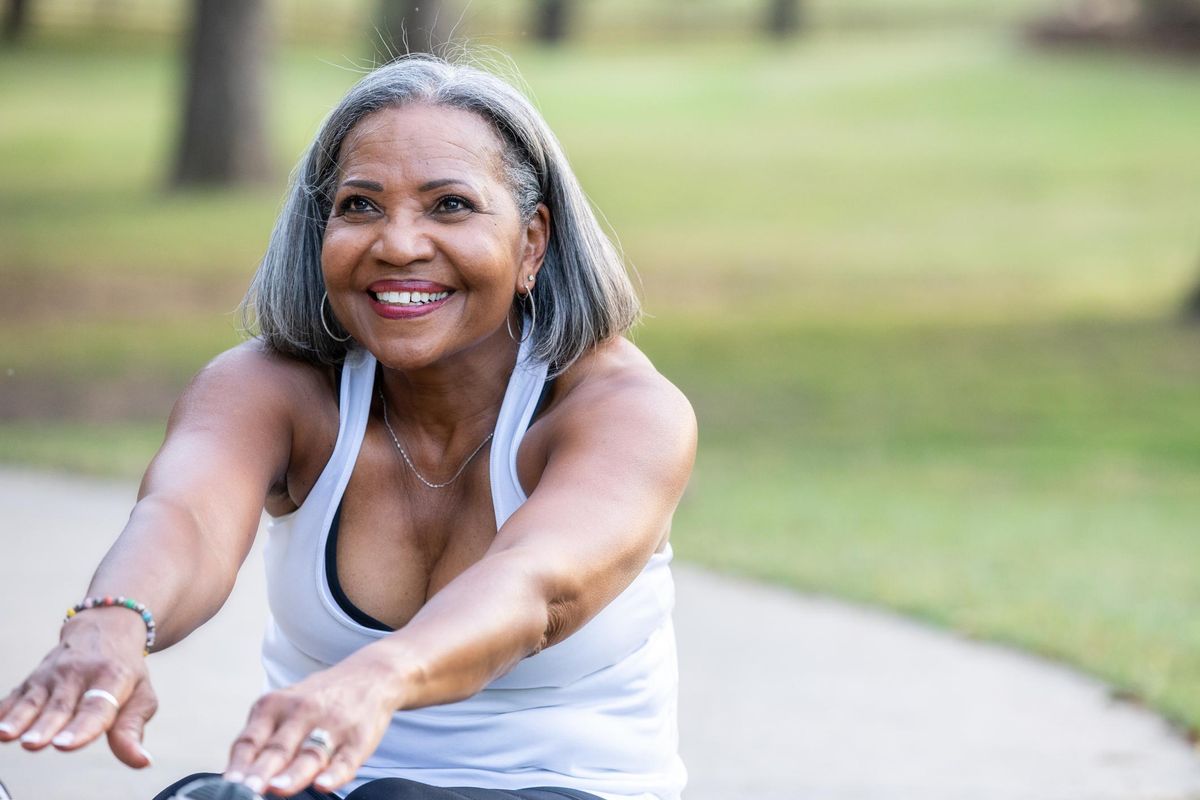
[505,290,537,345]
[520,288,536,344]
[320,291,352,343]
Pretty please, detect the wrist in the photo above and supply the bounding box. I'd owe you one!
[346,643,425,711]
[64,595,157,654]
[61,606,151,657]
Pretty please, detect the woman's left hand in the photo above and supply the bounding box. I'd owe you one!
[223,654,401,797]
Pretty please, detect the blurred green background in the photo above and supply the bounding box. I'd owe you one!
[2,0,1198,736]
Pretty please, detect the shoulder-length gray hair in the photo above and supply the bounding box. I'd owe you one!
[243,54,640,372]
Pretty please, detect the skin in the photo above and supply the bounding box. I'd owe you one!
[0,103,697,797]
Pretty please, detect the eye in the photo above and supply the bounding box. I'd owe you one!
[337,195,376,215]
[434,195,475,215]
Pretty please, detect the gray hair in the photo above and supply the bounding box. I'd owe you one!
[242,54,640,372]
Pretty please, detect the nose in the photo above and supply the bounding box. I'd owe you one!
[372,213,437,267]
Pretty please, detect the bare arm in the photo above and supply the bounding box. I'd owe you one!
[89,343,299,647]
[386,369,697,702]
[226,352,697,796]
[0,342,304,766]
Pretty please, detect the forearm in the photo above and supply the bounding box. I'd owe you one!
[361,550,562,711]
[79,492,255,652]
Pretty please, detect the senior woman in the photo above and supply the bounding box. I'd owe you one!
[0,56,694,800]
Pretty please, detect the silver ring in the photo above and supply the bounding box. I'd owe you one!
[300,727,334,759]
[81,688,120,710]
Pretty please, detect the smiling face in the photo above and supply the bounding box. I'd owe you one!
[321,103,548,372]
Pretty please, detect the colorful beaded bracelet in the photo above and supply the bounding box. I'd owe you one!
[64,596,157,655]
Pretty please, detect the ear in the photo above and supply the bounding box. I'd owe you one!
[515,203,550,295]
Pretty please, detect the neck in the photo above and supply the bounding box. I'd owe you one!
[377,326,520,445]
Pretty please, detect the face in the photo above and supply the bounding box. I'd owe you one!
[321,103,549,371]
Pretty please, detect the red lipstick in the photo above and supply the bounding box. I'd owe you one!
[366,279,454,320]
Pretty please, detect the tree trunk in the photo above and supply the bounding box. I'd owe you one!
[1141,0,1200,44]
[171,0,272,188]
[1184,273,1200,321]
[378,0,450,58]
[532,0,571,45]
[1142,0,1200,26]
[3,0,31,43]
[765,0,803,38]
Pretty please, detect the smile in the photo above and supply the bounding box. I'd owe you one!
[370,290,452,306]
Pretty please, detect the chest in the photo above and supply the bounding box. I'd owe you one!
[309,412,552,630]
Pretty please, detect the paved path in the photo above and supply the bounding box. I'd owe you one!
[1,468,1199,800]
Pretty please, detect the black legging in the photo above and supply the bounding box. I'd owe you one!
[152,773,603,800]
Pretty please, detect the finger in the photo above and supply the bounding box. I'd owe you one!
[241,718,311,796]
[0,685,29,739]
[224,704,281,784]
[104,680,157,768]
[0,685,24,725]
[41,685,123,753]
[313,751,360,795]
[20,681,85,751]
[0,684,48,744]
[266,747,331,798]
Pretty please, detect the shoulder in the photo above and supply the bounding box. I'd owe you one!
[549,337,697,461]
[196,338,331,389]
[169,339,338,456]
[167,340,340,510]
[179,339,334,414]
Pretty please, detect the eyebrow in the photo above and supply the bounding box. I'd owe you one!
[338,177,476,193]
[419,178,474,192]
[340,178,384,192]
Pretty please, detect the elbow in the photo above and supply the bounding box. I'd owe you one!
[533,595,575,655]
[529,566,588,654]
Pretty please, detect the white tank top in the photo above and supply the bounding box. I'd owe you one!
[260,337,686,800]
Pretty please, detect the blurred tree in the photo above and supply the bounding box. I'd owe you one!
[1030,0,1200,50]
[765,0,803,38]
[1140,0,1200,44]
[379,0,451,57]
[171,0,272,187]
[3,0,30,43]
[1185,272,1200,320]
[532,0,572,44]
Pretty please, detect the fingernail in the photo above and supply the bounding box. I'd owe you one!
[244,776,264,793]
[138,744,155,765]
[224,771,244,784]
[0,722,14,736]
[20,731,42,745]
[269,774,294,790]
[316,772,336,787]
[52,731,75,747]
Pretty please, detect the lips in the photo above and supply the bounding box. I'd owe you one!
[366,279,454,319]
[373,289,450,306]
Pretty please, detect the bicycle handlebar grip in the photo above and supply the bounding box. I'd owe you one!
[171,776,264,800]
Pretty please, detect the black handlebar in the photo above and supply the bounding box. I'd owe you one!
[172,777,264,800]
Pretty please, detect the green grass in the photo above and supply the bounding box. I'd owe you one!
[0,422,167,477]
[2,22,1200,732]
[635,315,1200,724]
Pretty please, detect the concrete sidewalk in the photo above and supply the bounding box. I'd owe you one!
[1,468,1198,799]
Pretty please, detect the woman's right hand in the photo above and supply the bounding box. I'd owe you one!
[0,606,157,768]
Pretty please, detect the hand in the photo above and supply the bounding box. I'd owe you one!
[0,608,158,767]
[223,656,401,797]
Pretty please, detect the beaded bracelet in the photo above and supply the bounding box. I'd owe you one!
[64,596,157,655]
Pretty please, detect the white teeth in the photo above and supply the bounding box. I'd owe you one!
[374,290,449,306]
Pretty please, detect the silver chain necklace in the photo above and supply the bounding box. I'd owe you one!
[379,389,494,490]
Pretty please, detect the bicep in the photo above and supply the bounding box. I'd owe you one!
[489,377,697,642]
[137,344,301,559]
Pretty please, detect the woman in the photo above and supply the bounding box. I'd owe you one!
[0,56,694,800]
